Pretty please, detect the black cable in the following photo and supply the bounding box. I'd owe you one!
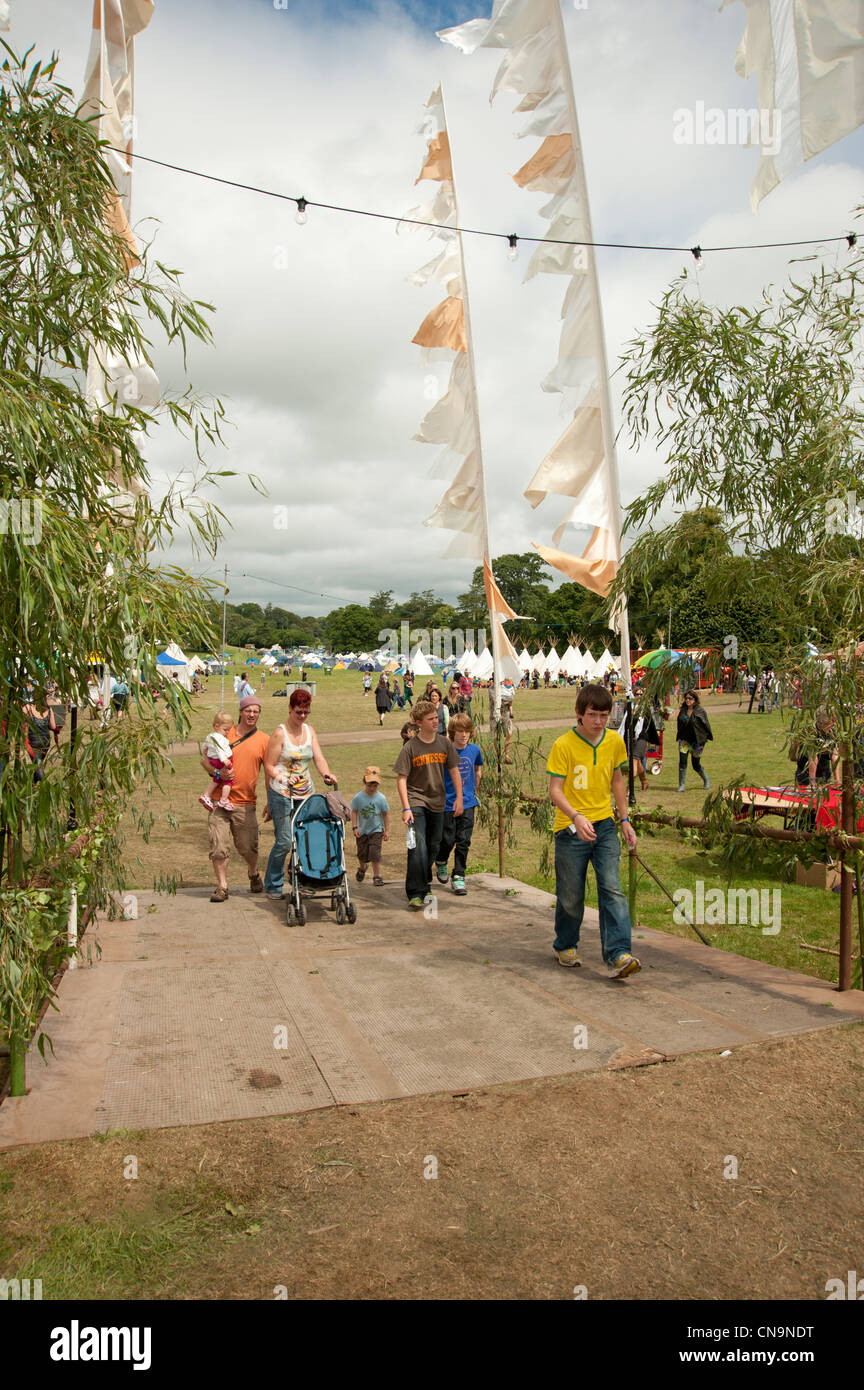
[111,147,854,257]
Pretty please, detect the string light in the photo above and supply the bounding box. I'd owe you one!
[112,148,858,259]
[507,233,519,262]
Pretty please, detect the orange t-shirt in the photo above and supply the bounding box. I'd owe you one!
[226,726,270,806]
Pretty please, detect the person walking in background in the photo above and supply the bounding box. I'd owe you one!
[429,685,449,735]
[676,689,713,792]
[375,674,391,727]
[238,671,255,701]
[458,669,473,715]
[625,699,662,792]
[362,670,372,698]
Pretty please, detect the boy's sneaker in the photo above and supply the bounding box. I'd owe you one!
[435,864,450,885]
[608,953,641,979]
[356,867,366,882]
[554,947,582,968]
[408,897,424,911]
[451,876,467,895]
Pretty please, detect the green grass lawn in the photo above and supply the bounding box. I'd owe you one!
[105,675,858,988]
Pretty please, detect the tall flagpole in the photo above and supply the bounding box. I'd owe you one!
[438,90,503,725]
[549,0,631,696]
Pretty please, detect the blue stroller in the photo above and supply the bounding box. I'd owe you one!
[285,793,357,927]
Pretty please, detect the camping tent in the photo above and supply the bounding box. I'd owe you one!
[472,647,494,681]
[156,651,191,691]
[560,645,580,677]
[409,648,434,677]
[546,645,561,676]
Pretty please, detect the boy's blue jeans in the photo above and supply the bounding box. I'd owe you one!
[437,806,475,878]
[553,816,632,964]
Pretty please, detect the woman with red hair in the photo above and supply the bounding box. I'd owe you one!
[263,689,336,900]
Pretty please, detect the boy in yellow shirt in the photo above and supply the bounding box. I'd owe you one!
[547,684,641,978]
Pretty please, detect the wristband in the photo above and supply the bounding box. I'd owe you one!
[620,816,630,823]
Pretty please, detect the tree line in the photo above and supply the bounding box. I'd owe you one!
[183,512,804,656]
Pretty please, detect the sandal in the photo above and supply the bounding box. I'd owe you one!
[210,887,229,903]
[373,876,384,887]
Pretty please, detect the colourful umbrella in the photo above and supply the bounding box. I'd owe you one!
[632,648,684,670]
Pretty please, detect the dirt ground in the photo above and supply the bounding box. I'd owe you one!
[1,1023,861,1301]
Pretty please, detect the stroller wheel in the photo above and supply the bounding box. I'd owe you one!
[346,902,357,924]
[335,901,347,925]
[651,763,662,775]
[296,902,306,926]
[286,902,296,927]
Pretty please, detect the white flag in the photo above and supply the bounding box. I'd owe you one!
[723,0,864,207]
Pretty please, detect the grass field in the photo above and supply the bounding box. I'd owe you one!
[105,670,860,989]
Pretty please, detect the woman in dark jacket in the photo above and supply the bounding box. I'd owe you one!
[375,674,391,727]
[676,689,712,791]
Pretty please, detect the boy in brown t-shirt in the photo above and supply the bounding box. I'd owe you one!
[393,700,462,910]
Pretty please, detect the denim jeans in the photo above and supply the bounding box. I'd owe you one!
[553,816,632,963]
[437,806,475,878]
[264,788,305,895]
[405,805,444,900]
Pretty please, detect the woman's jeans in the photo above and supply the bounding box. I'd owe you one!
[264,789,305,894]
[553,817,632,964]
[678,745,707,782]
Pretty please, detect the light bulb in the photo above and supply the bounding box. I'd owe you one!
[507,234,518,262]
[295,197,308,226]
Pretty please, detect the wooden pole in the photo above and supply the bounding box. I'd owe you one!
[839,755,854,991]
[9,1028,26,1097]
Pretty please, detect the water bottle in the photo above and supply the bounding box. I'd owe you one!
[406,822,416,849]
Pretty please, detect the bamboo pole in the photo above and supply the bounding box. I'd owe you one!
[839,755,854,991]
[9,1029,26,1097]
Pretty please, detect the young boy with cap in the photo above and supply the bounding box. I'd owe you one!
[351,765,390,886]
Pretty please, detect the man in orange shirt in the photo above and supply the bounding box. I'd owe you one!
[202,696,270,903]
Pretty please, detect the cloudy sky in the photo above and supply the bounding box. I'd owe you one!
[12,0,864,616]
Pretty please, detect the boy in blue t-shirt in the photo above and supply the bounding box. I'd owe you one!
[351,765,390,886]
[435,714,483,895]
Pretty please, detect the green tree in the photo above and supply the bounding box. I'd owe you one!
[614,257,864,648]
[368,590,395,623]
[324,604,383,652]
[0,48,232,1086]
